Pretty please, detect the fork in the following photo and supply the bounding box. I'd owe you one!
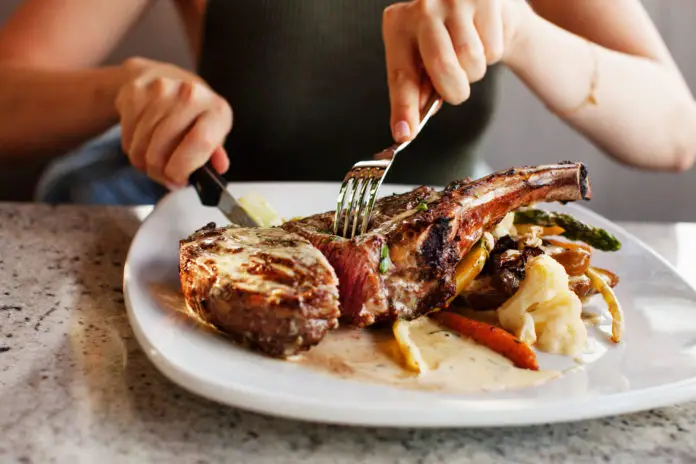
[332,93,442,238]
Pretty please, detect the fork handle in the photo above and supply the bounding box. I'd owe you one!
[378,93,442,161]
[416,93,442,134]
[190,161,227,207]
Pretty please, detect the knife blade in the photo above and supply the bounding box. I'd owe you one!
[190,162,259,227]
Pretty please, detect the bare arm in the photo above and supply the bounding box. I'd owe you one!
[510,0,696,171]
[0,0,151,157]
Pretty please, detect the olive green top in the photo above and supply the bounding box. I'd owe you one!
[198,0,499,185]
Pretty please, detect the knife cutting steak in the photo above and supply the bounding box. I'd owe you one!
[179,224,340,357]
[179,162,591,357]
[281,162,591,327]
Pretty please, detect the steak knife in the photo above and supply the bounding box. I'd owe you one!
[190,162,259,227]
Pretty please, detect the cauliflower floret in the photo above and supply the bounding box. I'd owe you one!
[492,212,516,239]
[497,254,587,356]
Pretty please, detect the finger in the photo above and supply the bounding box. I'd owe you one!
[131,107,172,178]
[417,19,470,105]
[145,84,208,183]
[164,109,232,185]
[383,5,420,142]
[145,115,194,186]
[210,146,230,174]
[446,12,487,83]
[475,0,504,64]
[419,75,436,110]
[128,79,178,170]
[115,89,148,168]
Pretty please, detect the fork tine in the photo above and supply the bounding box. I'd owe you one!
[333,178,351,235]
[360,175,384,235]
[341,177,359,237]
[350,176,371,238]
[356,176,375,236]
[334,95,442,237]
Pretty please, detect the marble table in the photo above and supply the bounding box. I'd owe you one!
[2,203,696,464]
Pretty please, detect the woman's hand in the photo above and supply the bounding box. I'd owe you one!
[382,0,531,142]
[115,57,232,189]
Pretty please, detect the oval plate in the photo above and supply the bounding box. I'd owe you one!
[123,182,696,427]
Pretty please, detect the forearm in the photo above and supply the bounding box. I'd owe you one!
[505,11,696,172]
[0,64,127,158]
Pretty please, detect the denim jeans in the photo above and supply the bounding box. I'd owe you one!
[34,126,168,205]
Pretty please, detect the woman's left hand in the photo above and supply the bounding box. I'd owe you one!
[382,0,531,142]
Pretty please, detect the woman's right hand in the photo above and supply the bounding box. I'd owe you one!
[115,57,232,189]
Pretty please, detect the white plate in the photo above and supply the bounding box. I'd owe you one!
[123,182,696,428]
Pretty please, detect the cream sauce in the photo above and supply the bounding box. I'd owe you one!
[295,317,560,394]
[150,283,561,393]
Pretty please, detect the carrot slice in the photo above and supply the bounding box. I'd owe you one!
[430,311,539,371]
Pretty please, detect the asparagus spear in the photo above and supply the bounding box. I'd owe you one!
[514,209,621,251]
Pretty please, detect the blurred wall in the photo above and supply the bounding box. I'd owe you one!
[0,1,694,221]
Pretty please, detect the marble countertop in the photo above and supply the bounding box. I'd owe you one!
[2,203,696,464]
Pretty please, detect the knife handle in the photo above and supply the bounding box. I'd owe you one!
[190,162,227,207]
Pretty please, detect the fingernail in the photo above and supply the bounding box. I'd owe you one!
[394,121,411,141]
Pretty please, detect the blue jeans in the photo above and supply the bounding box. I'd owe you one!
[34,126,168,205]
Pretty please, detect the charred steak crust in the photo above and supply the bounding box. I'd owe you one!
[179,223,340,357]
[283,162,591,327]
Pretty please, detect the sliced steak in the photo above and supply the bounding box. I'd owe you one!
[282,162,591,327]
[179,223,340,357]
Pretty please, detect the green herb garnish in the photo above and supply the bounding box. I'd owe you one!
[416,201,428,212]
[379,243,392,274]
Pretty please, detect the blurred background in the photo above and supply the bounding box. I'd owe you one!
[0,1,694,222]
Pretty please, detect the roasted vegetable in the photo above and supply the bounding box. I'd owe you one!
[496,254,588,356]
[393,319,430,373]
[587,267,624,343]
[484,235,544,296]
[544,238,592,276]
[447,239,490,305]
[430,311,539,370]
[514,209,621,252]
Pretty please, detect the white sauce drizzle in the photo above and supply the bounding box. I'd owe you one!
[295,317,560,394]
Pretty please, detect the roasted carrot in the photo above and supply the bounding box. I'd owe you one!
[430,311,539,371]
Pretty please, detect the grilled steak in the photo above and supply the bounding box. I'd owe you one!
[179,223,340,357]
[282,162,591,327]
